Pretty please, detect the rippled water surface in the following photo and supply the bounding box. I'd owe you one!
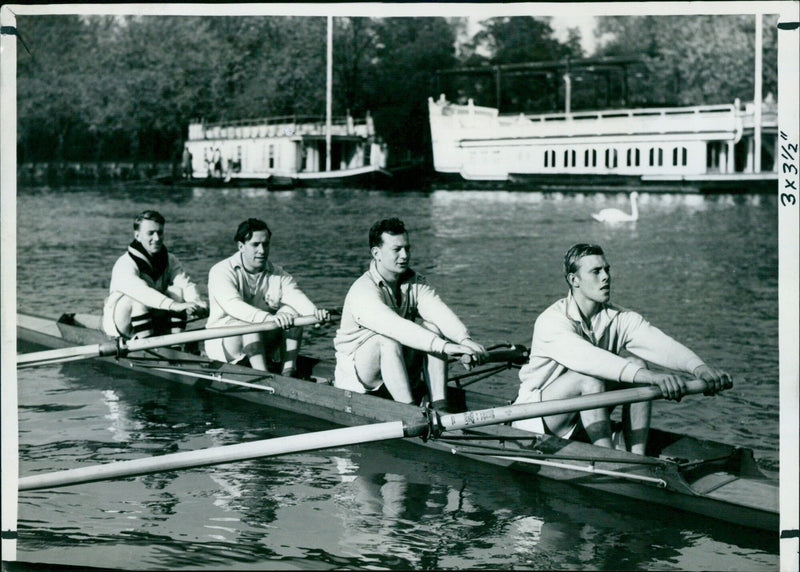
[13,185,780,569]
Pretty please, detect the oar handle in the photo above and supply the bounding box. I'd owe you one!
[457,344,529,367]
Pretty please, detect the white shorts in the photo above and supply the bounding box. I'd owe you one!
[204,337,245,363]
[511,387,577,439]
[333,351,383,393]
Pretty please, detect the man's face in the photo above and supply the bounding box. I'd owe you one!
[238,230,270,271]
[134,219,164,256]
[372,232,410,277]
[572,254,611,304]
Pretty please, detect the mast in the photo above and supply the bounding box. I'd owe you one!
[754,12,763,173]
[326,15,333,173]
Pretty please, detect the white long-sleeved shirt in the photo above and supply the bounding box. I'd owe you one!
[333,261,471,356]
[206,251,317,328]
[516,292,706,402]
[104,250,204,310]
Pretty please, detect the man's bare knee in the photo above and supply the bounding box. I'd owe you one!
[377,335,404,356]
[579,375,606,395]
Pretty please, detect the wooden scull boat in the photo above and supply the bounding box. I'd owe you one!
[16,311,779,532]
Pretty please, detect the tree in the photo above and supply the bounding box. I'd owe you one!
[595,14,779,107]
[363,17,458,163]
[17,15,101,162]
[442,17,584,113]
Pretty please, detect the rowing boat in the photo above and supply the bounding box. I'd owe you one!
[16,311,779,532]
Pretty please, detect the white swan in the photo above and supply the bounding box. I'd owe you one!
[592,191,639,223]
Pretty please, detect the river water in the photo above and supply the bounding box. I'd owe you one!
[13,184,781,570]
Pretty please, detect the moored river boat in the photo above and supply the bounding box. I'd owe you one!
[179,112,390,189]
[428,95,779,192]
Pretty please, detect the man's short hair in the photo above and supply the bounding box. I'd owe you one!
[234,218,272,243]
[564,243,605,284]
[134,210,165,230]
[369,218,406,248]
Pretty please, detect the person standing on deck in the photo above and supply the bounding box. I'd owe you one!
[205,218,330,375]
[102,210,208,339]
[513,243,730,454]
[333,217,489,411]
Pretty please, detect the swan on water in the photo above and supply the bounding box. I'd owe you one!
[591,191,639,223]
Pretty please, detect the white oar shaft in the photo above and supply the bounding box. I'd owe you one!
[126,315,321,353]
[436,378,713,433]
[17,315,322,368]
[17,342,117,368]
[18,421,406,491]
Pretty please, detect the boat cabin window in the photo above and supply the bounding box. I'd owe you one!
[585,149,597,167]
[564,149,576,168]
[648,147,664,167]
[672,147,688,167]
[605,148,618,169]
[627,148,640,167]
[544,149,556,168]
[269,144,275,169]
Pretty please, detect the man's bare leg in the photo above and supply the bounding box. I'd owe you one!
[241,332,268,370]
[280,326,303,376]
[419,321,447,405]
[353,335,414,403]
[541,370,612,447]
[614,357,651,454]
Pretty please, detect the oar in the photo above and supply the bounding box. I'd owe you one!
[17,378,724,491]
[17,315,324,369]
[457,343,529,367]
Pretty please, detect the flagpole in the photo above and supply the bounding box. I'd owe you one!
[754,12,762,173]
[326,16,333,173]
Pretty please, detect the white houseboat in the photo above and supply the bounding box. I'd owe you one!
[183,112,388,189]
[428,94,778,192]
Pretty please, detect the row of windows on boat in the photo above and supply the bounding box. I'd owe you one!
[541,147,689,169]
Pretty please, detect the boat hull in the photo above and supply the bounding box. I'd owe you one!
[16,312,778,531]
[158,164,392,190]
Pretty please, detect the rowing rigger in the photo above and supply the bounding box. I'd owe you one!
[17,379,718,491]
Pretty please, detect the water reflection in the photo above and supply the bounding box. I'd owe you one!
[15,185,780,570]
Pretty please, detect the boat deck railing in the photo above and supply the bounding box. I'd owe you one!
[517,104,735,125]
[431,97,741,138]
[188,114,374,141]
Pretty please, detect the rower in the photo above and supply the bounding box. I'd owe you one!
[204,218,330,375]
[102,210,208,339]
[513,243,731,454]
[333,217,488,412]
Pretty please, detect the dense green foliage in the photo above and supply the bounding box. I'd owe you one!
[594,14,779,107]
[15,14,777,165]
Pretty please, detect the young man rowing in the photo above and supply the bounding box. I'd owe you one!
[102,210,208,339]
[205,218,329,375]
[513,243,730,454]
[333,217,488,411]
